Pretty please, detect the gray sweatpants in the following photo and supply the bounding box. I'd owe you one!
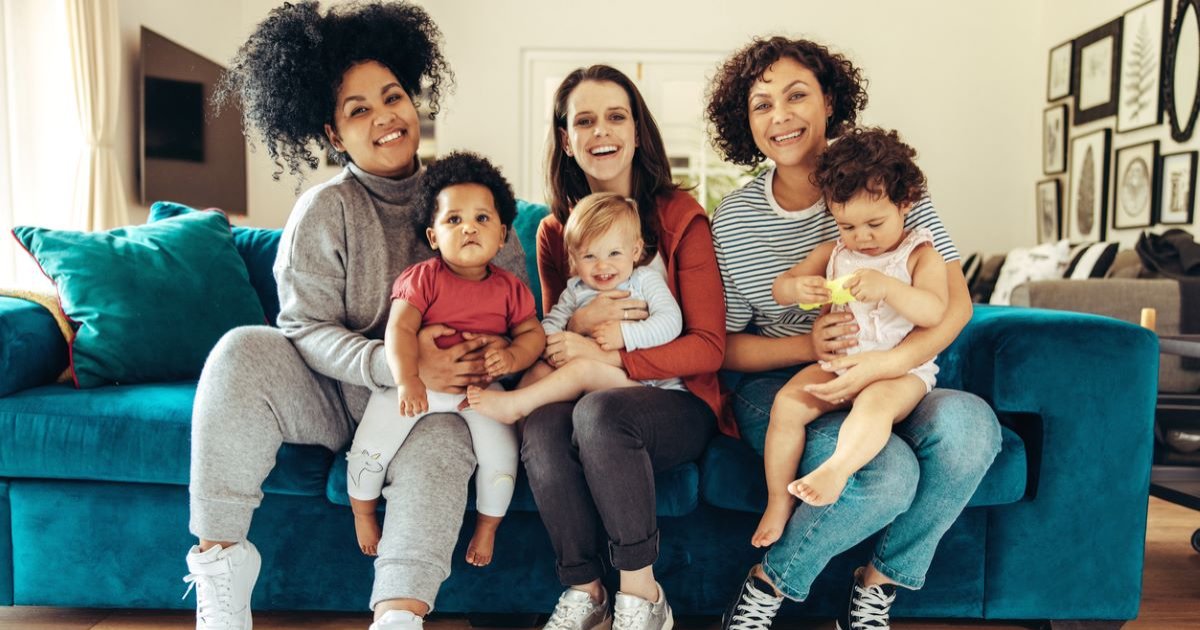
[188,326,475,610]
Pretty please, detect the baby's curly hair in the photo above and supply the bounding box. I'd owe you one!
[812,127,926,207]
[213,1,453,182]
[416,152,517,249]
[705,36,867,166]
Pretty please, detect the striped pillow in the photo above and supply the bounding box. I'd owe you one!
[1064,242,1120,279]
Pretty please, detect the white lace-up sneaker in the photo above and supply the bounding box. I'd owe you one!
[721,569,783,630]
[612,584,673,630]
[370,609,425,630]
[183,541,261,630]
[543,587,611,630]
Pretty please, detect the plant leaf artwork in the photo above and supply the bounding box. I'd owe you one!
[1078,146,1096,236]
[1123,15,1158,120]
[1119,0,1165,132]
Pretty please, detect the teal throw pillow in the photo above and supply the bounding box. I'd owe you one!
[12,211,267,388]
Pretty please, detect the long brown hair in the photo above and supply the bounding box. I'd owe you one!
[545,65,675,258]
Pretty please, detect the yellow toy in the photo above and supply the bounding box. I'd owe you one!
[797,274,857,310]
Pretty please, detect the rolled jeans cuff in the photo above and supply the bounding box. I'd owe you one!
[871,555,925,591]
[761,558,808,602]
[188,494,255,544]
[557,557,606,587]
[371,558,446,612]
[608,529,659,572]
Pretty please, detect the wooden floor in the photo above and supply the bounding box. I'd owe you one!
[1,498,1196,630]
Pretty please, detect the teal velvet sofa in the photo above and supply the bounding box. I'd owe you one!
[0,203,1158,627]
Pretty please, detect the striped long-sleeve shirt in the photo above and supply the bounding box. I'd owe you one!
[712,168,959,339]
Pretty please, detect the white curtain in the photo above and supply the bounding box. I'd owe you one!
[64,0,127,232]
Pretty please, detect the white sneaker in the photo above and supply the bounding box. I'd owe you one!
[183,541,261,630]
[370,609,425,630]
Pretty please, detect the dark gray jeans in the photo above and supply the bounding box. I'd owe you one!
[520,386,716,586]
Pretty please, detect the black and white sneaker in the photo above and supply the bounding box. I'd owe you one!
[834,568,896,630]
[720,567,784,630]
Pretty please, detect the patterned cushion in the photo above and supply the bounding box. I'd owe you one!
[1064,241,1120,279]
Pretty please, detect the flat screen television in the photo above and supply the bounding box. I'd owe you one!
[139,27,246,214]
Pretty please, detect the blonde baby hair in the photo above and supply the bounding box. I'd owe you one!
[563,192,644,263]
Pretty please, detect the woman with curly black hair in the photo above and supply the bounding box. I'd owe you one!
[707,38,1000,630]
[185,4,528,630]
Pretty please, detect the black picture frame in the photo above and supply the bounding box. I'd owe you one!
[1048,39,1075,101]
[1117,0,1169,132]
[1072,18,1124,125]
[1159,150,1198,224]
[1113,140,1159,229]
[1044,105,1068,174]
[1068,127,1111,243]
[1165,0,1200,141]
[1036,179,1063,243]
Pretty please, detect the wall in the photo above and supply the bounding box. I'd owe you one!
[1041,0,1200,250]
[118,0,1047,255]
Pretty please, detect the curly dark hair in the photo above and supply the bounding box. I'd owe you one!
[705,36,867,166]
[212,1,453,183]
[812,127,926,207]
[416,151,517,249]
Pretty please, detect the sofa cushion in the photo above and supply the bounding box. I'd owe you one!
[12,211,268,388]
[1065,241,1119,279]
[699,425,1027,513]
[324,454,700,517]
[989,240,1070,305]
[0,297,67,398]
[149,201,283,324]
[0,382,331,496]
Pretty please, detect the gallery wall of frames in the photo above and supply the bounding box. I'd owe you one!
[1039,0,1200,245]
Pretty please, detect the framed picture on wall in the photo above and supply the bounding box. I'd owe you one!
[1159,150,1197,224]
[1044,105,1068,174]
[1036,179,1062,243]
[1068,128,1111,242]
[1165,0,1200,141]
[1072,18,1124,125]
[1118,0,1168,132]
[1113,140,1159,229]
[1048,40,1074,100]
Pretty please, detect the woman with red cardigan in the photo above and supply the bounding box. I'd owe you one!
[522,65,725,630]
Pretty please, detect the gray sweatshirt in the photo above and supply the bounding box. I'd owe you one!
[274,162,529,393]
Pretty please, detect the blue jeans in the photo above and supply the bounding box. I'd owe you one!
[733,367,1001,600]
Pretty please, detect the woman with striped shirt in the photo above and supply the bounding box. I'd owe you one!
[707,37,1001,630]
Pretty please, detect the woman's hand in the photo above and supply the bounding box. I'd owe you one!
[804,350,905,403]
[544,331,608,367]
[416,324,491,393]
[780,275,831,307]
[568,290,648,334]
[811,310,859,362]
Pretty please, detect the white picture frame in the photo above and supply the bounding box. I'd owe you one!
[1159,150,1197,224]
[1118,0,1167,132]
[1113,140,1159,229]
[1048,40,1074,101]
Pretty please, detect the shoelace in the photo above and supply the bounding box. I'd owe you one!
[182,572,239,629]
[728,581,782,630]
[849,583,895,629]
[544,597,598,630]
[612,602,651,630]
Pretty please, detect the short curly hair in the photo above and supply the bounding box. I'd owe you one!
[416,151,517,249]
[812,127,926,207]
[705,36,867,166]
[213,1,453,182]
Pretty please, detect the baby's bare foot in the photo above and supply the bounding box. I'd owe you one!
[788,465,850,507]
[466,515,501,567]
[466,386,525,424]
[354,512,381,556]
[751,495,795,547]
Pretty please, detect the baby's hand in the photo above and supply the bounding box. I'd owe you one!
[484,348,517,377]
[593,320,626,351]
[845,269,891,303]
[792,276,832,309]
[397,377,428,417]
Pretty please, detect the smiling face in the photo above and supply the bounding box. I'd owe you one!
[560,80,638,196]
[747,56,833,170]
[570,220,643,292]
[324,60,421,178]
[828,188,911,256]
[426,183,508,280]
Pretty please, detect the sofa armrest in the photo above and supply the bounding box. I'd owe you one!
[939,305,1156,618]
[0,297,68,397]
[1009,278,1197,394]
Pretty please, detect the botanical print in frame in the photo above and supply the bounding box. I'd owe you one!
[1048,40,1074,100]
[1044,105,1068,174]
[1037,179,1062,243]
[1073,18,1124,125]
[1159,150,1197,224]
[1113,140,1159,229]
[1118,0,1168,132]
[1068,128,1111,242]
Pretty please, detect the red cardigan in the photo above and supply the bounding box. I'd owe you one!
[536,190,730,432]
